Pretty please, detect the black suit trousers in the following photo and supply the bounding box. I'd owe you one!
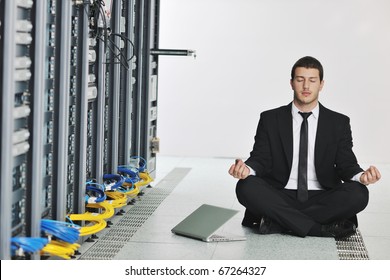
[236,176,369,237]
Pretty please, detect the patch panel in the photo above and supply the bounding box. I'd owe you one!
[11,200,25,230]
[12,163,27,191]
[41,184,52,219]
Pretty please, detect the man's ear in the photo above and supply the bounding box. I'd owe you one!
[320,80,325,91]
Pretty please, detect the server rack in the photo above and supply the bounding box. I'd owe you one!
[1,0,35,259]
[0,0,158,260]
[1,0,192,260]
[126,0,160,179]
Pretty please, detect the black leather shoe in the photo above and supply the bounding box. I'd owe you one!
[321,220,356,238]
[241,210,261,228]
[259,216,286,234]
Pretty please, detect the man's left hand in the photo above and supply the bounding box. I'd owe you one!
[360,166,381,185]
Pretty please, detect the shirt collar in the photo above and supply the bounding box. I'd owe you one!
[291,102,319,120]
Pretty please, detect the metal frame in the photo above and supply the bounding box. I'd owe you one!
[53,0,72,221]
[28,0,47,260]
[95,30,106,184]
[75,3,90,215]
[0,0,16,261]
[118,0,136,166]
[108,0,123,174]
[132,0,145,158]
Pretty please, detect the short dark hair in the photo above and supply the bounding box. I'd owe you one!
[291,56,324,81]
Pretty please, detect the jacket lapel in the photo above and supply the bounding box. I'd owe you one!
[315,103,331,168]
[278,103,293,170]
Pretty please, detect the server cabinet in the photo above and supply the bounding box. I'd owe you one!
[0,0,176,260]
[131,0,160,178]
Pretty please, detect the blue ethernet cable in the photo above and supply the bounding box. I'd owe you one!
[41,219,80,244]
[85,182,107,203]
[130,155,147,172]
[11,237,49,255]
[117,165,140,182]
[103,173,125,190]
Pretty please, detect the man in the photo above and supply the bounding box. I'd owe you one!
[228,56,381,238]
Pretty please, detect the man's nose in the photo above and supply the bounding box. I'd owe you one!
[303,79,310,89]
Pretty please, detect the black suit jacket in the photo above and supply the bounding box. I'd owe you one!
[245,102,363,190]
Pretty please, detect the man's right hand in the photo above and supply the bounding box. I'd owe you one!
[228,159,250,179]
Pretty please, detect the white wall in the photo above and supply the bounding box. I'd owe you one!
[157,0,390,164]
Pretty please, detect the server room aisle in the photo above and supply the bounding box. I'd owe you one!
[77,156,390,260]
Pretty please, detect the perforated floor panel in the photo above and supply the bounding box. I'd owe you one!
[78,167,192,260]
[336,228,369,260]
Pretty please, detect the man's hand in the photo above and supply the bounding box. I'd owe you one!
[360,165,381,185]
[228,159,250,179]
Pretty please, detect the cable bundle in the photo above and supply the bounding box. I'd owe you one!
[41,240,80,260]
[67,214,107,236]
[40,219,80,244]
[135,172,153,188]
[85,181,107,203]
[86,200,115,220]
[103,173,125,191]
[105,191,128,208]
[130,156,147,172]
[118,165,140,183]
[11,237,48,256]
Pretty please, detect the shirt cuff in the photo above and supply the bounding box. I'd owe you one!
[246,165,256,176]
[351,172,364,184]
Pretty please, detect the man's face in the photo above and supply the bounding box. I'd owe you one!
[290,67,324,109]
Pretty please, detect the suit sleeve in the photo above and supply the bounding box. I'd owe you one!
[245,113,272,177]
[335,117,364,181]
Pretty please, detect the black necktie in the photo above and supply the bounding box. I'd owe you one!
[297,112,312,202]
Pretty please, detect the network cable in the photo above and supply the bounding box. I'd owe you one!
[86,200,115,220]
[103,173,125,190]
[41,240,80,260]
[67,214,107,236]
[135,172,153,188]
[105,191,128,208]
[118,165,140,181]
[121,182,140,198]
[129,155,147,172]
[11,237,48,256]
[41,219,80,244]
[85,181,107,203]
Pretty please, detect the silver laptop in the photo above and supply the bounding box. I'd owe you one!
[171,204,246,242]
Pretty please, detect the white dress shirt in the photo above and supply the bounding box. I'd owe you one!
[285,103,322,190]
[247,102,363,189]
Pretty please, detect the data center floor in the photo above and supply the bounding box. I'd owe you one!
[77,156,390,260]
